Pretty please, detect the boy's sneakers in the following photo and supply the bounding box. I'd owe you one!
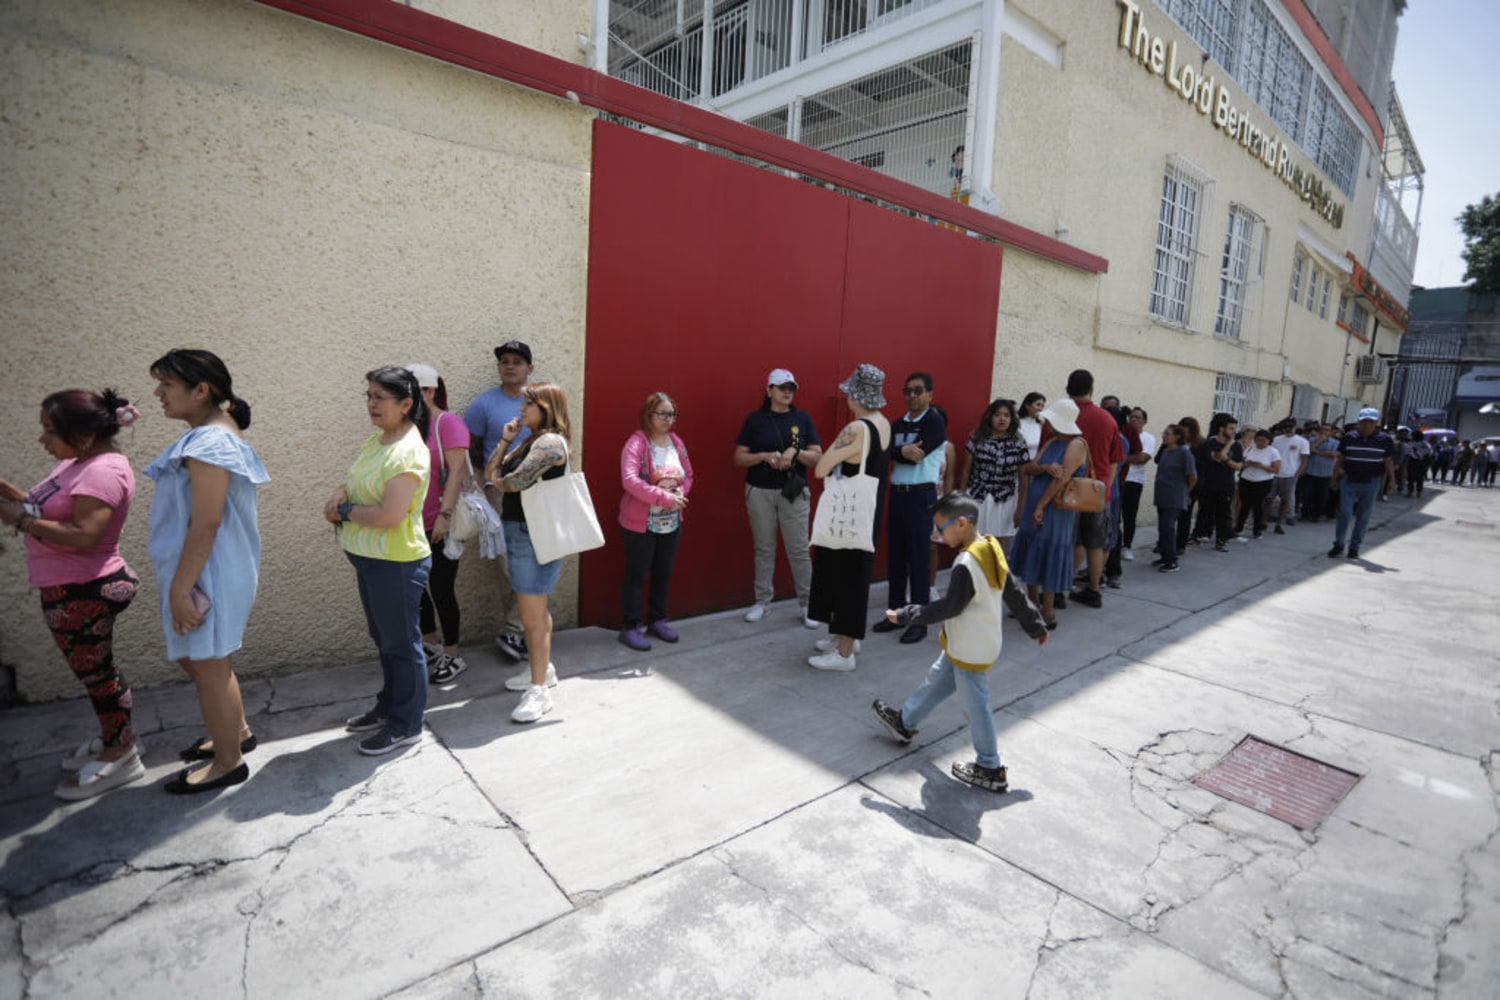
[495,634,527,662]
[871,700,916,743]
[429,654,467,684]
[951,761,1008,792]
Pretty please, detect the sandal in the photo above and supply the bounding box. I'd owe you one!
[55,745,146,801]
[60,737,104,773]
[1043,615,1058,631]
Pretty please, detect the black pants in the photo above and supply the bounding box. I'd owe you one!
[1406,459,1429,495]
[1235,479,1273,535]
[1199,488,1234,544]
[1120,481,1144,548]
[620,525,682,628]
[1299,475,1331,521]
[419,530,461,645]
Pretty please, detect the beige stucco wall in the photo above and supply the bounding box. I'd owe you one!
[0,0,593,701]
[992,0,1390,420]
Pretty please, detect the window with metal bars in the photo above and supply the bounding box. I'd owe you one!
[1289,251,1305,304]
[1239,0,1307,143]
[1213,373,1262,424]
[1215,204,1260,339]
[1159,0,1237,71]
[1151,163,1205,325]
[1305,79,1360,196]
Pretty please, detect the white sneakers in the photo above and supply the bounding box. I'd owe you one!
[745,605,819,629]
[511,684,554,723]
[813,638,861,653]
[1122,548,1135,562]
[807,650,857,672]
[505,662,557,692]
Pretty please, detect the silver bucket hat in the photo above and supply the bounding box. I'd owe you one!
[838,364,886,410]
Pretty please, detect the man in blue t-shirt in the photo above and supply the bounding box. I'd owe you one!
[1329,407,1394,560]
[872,372,947,644]
[464,340,534,664]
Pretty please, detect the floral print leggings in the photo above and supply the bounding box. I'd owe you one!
[40,567,138,748]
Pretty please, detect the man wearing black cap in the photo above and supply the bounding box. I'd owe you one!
[465,341,534,662]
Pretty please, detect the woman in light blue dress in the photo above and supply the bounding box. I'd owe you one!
[146,349,269,794]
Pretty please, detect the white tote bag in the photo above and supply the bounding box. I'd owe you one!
[519,440,605,565]
[810,421,879,552]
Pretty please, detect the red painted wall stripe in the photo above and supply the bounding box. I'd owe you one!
[251,0,1108,274]
[1280,0,1384,149]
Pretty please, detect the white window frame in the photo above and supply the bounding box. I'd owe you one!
[1213,373,1262,424]
[1305,264,1319,311]
[1289,251,1305,304]
[1215,204,1260,339]
[1318,275,1331,318]
[1151,160,1208,326]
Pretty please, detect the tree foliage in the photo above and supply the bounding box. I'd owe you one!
[1458,192,1500,294]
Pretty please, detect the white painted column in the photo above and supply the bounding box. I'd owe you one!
[967,0,1004,214]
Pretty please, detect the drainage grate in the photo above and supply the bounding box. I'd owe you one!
[1193,736,1360,830]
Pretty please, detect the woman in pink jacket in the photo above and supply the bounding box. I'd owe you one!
[617,392,693,651]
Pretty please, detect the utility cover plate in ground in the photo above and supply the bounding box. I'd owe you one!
[1194,736,1360,830]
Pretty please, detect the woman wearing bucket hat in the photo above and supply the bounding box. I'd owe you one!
[806,365,891,671]
[1006,398,1089,629]
[406,363,471,685]
[733,368,823,625]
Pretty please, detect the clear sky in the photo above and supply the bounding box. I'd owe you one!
[1391,0,1500,290]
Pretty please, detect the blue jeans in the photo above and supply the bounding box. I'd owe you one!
[1156,506,1182,566]
[900,652,999,770]
[347,552,431,737]
[1335,478,1379,550]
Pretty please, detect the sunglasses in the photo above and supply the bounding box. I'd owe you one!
[772,383,797,392]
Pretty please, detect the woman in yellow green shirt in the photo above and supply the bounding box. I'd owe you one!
[323,366,432,756]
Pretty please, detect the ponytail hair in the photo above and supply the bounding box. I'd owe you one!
[41,388,140,451]
[149,348,252,429]
[366,366,431,441]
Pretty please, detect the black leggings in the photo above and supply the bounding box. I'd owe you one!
[419,530,461,646]
[620,525,682,628]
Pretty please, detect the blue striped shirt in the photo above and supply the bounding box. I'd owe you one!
[1338,430,1394,483]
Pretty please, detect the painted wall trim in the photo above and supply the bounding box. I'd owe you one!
[250,0,1108,274]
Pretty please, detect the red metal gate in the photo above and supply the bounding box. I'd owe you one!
[579,120,1003,625]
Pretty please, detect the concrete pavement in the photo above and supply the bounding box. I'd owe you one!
[2,483,1497,998]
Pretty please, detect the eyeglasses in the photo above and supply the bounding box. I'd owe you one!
[903,387,927,396]
[654,411,678,421]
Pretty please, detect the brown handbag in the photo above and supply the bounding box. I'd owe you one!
[1052,443,1106,513]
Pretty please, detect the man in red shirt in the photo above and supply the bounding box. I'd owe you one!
[1065,370,1123,607]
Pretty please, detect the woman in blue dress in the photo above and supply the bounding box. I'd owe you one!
[1007,399,1088,630]
[146,349,269,794]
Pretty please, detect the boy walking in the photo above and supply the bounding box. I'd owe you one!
[872,492,1049,791]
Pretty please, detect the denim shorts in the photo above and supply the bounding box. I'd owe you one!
[502,520,563,595]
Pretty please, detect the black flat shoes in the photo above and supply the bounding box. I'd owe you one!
[164,762,250,795]
[178,734,258,762]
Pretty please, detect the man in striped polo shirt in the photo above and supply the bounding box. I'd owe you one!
[1328,407,1395,560]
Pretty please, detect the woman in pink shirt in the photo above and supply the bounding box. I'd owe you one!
[616,392,693,650]
[0,389,143,800]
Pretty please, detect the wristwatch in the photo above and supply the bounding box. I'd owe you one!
[338,501,355,522]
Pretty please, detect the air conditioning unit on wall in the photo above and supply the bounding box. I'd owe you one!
[1354,355,1386,383]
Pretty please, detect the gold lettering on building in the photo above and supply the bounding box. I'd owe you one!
[1114,0,1345,229]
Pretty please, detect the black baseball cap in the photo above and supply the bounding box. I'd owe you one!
[494,341,532,364]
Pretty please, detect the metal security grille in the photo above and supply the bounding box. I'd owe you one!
[796,42,972,197]
[1151,161,1205,326]
[1215,204,1259,339]
[1160,0,1237,70]
[1305,79,1359,196]
[1240,0,1307,143]
[1213,373,1261,423]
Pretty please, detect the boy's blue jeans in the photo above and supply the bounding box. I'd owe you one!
[901,652,1000,770]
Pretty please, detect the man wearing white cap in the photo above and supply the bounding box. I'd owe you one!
[1328,407,1394,560]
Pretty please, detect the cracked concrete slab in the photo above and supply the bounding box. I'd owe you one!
[413,784,1256,998]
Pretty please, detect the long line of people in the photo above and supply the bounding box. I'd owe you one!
[3,347,1452,801]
